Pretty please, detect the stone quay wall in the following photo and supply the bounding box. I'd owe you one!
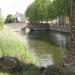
[27,23,71,33]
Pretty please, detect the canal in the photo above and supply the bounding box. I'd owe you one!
[16,30,70,67]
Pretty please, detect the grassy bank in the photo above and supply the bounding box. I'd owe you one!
[0,28,37,64]
[0,72,10,75]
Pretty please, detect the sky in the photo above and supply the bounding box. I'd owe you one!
[0,0,34,17]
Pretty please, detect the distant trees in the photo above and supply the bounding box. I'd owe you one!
[5,14,13,23]
[0,18,4,30]
[25,0,70,23]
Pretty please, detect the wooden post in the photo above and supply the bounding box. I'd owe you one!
[70,0,75,55]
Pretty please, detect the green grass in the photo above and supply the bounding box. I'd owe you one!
[0,28,37,64]
[0,72,10,75]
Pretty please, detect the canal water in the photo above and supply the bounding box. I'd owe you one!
[17,30,70,67]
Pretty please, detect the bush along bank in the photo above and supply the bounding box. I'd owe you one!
[0,60,69,75]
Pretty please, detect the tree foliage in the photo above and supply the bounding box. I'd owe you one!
[25,0,70,23]
[26,0,51,23]
[53,0,70,17]
[5,14,13,23]
[26,2,38,23]
[0,18,4,30]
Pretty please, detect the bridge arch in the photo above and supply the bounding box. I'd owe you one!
[21,26,33,33]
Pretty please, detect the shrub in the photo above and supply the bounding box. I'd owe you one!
[0,72,10,75]
[5,14,13,23]
[23,64,40,75]
[41,65,68,75]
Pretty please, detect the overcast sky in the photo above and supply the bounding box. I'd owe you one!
[0,0,34,17]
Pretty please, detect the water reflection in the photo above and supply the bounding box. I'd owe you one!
[54,33,67,48]
[18,31,70,67]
